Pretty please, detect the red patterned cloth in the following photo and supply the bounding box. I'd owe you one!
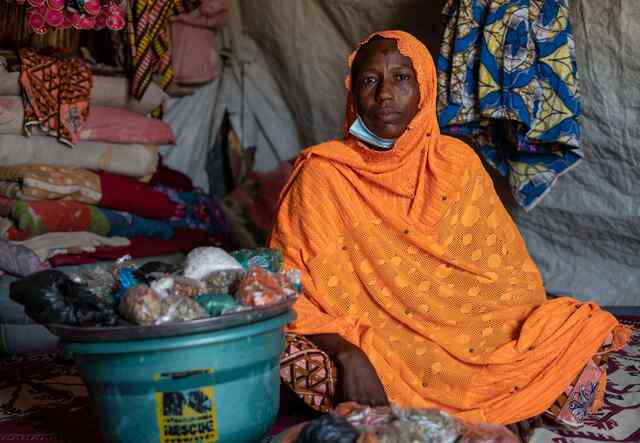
[19,49,92,147]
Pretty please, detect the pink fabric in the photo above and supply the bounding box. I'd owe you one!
[170,0,228,85]
[81,106,176,145]
[555,360,604,428]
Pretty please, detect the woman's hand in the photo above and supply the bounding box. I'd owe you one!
[308,334,389,407]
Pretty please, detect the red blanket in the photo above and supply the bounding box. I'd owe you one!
[49,228,220,267]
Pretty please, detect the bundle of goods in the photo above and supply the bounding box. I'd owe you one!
[9,247,299,327]
[277,403,518,443]
[0,48,231,275]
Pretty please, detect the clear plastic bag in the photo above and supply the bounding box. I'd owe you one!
[237,266,299,307]
[286,404,518,443]
[69,266,117,304]
[155,293,208,325]
[183,247,243,281]
[119,284,163,325]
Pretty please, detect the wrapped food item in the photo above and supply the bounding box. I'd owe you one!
[195,293,238,317]
[295,414,359,443]
[111,254,134,281]
[204,268,244,294]
[385,407,465,443]
[237,266,298,307]
[134,261,179,283]
[283,404,518,443]
[119,284,163,325]
[113,267,142,302]
[69,266,116,304]
[155,293,208,324]
[10,270,119,326]
[230,248,284,273]
[151,276,205,299]
[183,247,243,280]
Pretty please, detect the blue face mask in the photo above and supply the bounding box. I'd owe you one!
[349,115,396,150]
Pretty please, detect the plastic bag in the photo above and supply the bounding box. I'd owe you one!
[155,293,208,324]
[69,266,116,304]
[119,284,163,325]
[183,247,243,281]
[134,261,179,283]
[286,404,518,443]
[230,248,284,273]
[195,294,238,317]
[151,276,205,298]
[237,266,298,307]
[10,270,119,326]
[203,269,244,294]
[113,267,142,303]
[296,414,358,443]
[119,282,208,325]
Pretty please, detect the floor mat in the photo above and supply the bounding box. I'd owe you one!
[0,318,637,443]
[530,316,640,443]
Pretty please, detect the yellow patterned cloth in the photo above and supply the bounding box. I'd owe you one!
[126,0,201,100]
[0,164,102,204]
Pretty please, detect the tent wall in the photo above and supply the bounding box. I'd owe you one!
[237,0,447,147]
[228,0,638,306]
[509,1,640,306]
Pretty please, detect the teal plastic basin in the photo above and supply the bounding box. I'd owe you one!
[63,311,294,443]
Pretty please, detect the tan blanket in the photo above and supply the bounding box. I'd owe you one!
[0,134,158,181]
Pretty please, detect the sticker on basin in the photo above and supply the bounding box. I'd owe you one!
[155,369,219,443]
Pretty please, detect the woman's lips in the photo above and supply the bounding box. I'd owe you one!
[373,109,401,123]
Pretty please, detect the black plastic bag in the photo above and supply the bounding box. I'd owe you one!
[10,270,119,326]
[296,415,359,443]
[134,261,179,283]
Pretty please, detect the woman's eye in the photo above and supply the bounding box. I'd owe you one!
[396,73,411,81]
[361,76,377,85]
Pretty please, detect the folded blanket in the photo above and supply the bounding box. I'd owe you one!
[19,49,92,147]
[150,160,194,191]
[0,134,159,180]
[0,164,182,219]
[13,231,130,261]
[0,239,42,276]
[0,198,174,241]
[0,164,102,204]
[49,228,218,267]
[0,97,176,145]
[154,185,229,237]
[1,69,168,115]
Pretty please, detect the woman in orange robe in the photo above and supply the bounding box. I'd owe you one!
[269,30,629,430]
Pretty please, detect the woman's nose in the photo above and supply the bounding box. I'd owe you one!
[375,78,394,102]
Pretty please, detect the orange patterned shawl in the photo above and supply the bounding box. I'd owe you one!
[269,31,629,424]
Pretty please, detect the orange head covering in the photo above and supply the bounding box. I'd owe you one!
[343,31,438,151]
[270,31,627,425]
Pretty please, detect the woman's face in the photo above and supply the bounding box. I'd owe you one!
[352,38,420,140]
